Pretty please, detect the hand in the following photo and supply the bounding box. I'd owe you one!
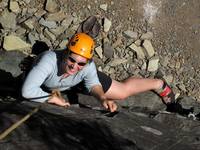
[90,85,118,112]
[48,96,70,107]
[102,100,118,112]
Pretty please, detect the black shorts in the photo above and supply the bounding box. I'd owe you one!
[96,71,112,93]
[71,70,112,94]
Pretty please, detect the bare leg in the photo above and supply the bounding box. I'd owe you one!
[104,77,163,100]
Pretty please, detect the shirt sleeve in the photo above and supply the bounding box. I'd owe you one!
[21,51,55,103]
[83,61,101,92]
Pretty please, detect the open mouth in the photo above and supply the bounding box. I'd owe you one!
[67,65,77,74]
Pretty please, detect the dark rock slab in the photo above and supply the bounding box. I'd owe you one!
[0,96,200,150]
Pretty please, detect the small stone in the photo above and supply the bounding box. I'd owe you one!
[59,39,68,49]
[34,9,47,18]
[43,28,56,41]
[45,0,59,13]
[100,4,108,11]
[95,46,103,59]
[50,26,67,36]
[23,18,36,30]
[129,43,145,59]
[28,33,39,45]
[103,18,112,32]
[175,93,180,100]
[15,28,27,35]
[61,14,74,28]
[103,41,114,58]
[3,35,31,51]
[87,5,91,9]
[141,62,147,70]
[9,1,20,13]
[45,10,66,22]
[147,56,159,72]
[0,10,16,29]
[163,75,174,84]
[39,18,57,29]
[177,83,187,92]
[123,30,138,40]
[112,36,122,48]
[140,32,153,40]
[142,40,155,58]
[108,58,128,67]
[134,40,142,46]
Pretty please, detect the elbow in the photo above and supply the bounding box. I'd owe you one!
[21,86,32,99]
[21,90,28,99]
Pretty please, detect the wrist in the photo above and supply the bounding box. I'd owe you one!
[99,95,107,102]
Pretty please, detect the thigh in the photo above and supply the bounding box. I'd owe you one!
[104,79,126,100]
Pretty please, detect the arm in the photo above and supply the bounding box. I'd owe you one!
[90,84,106,101]
[21,53,53,102]
[22,52,70,107]
[90,85,117,112]
[83,62,117,112]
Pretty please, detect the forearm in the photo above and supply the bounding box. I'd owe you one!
[22,71,50,102]
[22,85,50,102]
[90,85,106,101]
[21,59,53,102]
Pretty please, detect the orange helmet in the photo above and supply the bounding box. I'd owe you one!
[67,33,95,59]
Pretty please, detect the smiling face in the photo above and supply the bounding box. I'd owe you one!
[65,52,88,75]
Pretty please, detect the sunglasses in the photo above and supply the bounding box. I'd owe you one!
[67,56,87,66]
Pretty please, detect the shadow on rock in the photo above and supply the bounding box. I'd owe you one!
[0,69,22,99]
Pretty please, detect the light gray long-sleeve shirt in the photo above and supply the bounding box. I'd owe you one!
[22,50,101,102]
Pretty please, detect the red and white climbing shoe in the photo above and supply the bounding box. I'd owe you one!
[157,81,175,105]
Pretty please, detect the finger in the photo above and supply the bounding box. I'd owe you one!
[107,103,114,112]
[109,103,117,112]
[65,102,71,106]
[102,101,108,109]
[63,103,70,108]
[59,101,70,107]
[112,103,118,112]
[48,98,69,107]
[61,99,70,106]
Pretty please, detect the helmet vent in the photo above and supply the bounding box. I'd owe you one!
[71,41,76,46]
